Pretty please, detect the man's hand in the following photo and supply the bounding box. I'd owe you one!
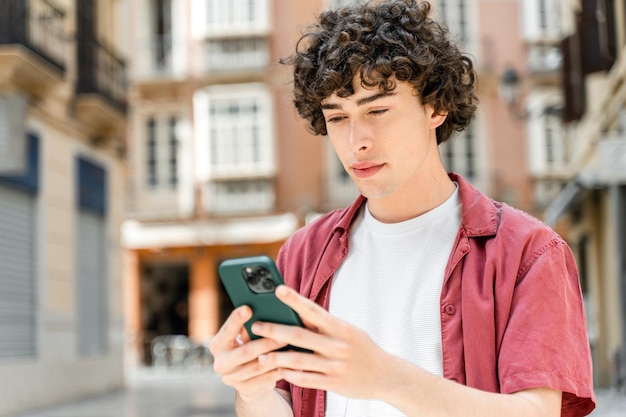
[251,286,562,417]
[249,285,391,400]
[209,305,288,401]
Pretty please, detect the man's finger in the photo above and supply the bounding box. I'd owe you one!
[275,285,336,333]
[210,305,252,354]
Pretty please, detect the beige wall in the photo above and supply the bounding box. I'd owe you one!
[0,118,125,416]
[0,0,128,412]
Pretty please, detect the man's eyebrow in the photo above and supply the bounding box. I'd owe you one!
[356,92,395,106]
[320,92,395,109]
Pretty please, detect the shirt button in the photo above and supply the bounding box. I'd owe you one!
[444,304,456,315]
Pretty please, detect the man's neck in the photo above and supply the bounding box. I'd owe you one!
[366,171,456,224]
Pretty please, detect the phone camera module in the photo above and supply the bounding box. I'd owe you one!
[242,266,276,294]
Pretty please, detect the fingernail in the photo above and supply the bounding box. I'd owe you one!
[276,285,288,296]
[239,306,250,317]
[258,354,267,363]
[235,335,244,346]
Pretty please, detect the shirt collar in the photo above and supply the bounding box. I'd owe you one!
[334,173,498,238]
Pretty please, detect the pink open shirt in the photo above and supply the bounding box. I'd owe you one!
[276,173,596,417]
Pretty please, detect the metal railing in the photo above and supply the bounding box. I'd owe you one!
[204,36,269,73]
[206,179,275,215]
[0,0,68,72]
[76,37,127,112]
[125,181,196,219]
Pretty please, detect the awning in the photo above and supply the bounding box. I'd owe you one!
[543,136,626,226]
[543,181,584,227]
[122,212,299,249]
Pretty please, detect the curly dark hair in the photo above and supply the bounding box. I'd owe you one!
[280,0,478,144]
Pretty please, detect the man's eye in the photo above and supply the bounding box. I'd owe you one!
[370,109,388,115]
[327,116,346,123]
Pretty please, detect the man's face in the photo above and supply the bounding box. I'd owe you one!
[320,79,446,203]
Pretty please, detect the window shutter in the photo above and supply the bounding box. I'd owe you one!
[0,134,39,358]
[76,211,107,356]
[561,34,586,123]
[0,186,36,358]
[75,157,108,356]
[598,0,617,62]
[578,0,615,75]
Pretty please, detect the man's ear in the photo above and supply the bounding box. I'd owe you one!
[430,110,448,130]
[425,103,448,130]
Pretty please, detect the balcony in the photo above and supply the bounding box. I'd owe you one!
[75,38,128,136]
[204,36,269,74]
[527,41,562,86]
[0,0,68,92]
[204,178,275,216]
[133,34,188,82]
[126,182,195,221]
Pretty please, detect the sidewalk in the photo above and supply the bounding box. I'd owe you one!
[10,369,237,417]
[8,368,625,417]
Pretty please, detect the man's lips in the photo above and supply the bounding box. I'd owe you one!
[351,162,384,178]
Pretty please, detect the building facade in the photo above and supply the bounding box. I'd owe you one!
[538,0,626,388]
[122,0,340,368]
[0,0,128,415]
[122,0,539,372]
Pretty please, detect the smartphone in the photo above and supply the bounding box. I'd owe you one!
[218,255,309,352]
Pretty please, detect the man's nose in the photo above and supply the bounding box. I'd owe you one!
[349,120,371,153]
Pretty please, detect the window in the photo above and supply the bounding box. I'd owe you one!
[136,0,186,77]
[538,0,548,31]
[75,157,108,356]
[195,84,276,214]
[438,0,471,42]
[543,111,565,170]
[326,0,365,9]
[0,94,28,175]
[528,44,562,74]
[143,114,180,189]
[440,124,477,182]
[152,0,173,72]
[521,0,562,40]
[196,0,270,72]
[527,94,565,174]
[202,0,269,36]
[200,86,274,177]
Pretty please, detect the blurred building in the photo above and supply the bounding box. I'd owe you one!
[121,0,539,370]
[435,0,626,391]
[122,0,626,394]
[0,0,128,415]
[536,0,626,389]
[121,0,359,367]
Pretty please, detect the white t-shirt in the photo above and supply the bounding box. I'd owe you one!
[326,185,462,417]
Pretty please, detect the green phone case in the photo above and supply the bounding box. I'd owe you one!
[218,255,306,347]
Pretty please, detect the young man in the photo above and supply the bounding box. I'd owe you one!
[209,1,596,416]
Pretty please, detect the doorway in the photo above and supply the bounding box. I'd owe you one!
[140,262,189,365]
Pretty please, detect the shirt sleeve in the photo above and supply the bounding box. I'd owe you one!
[498,238,595,416]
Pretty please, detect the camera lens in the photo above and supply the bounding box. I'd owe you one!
[256,267,268,277]
[247,275,260,285]
[262,279,275,290]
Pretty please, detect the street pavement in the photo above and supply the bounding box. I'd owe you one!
[9,369,237,417]
[7,368,626,417]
